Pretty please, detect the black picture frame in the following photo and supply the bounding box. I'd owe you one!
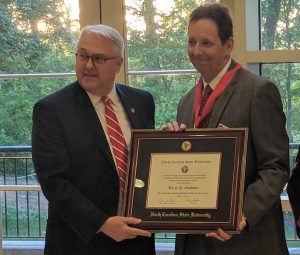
[124,128,248,234]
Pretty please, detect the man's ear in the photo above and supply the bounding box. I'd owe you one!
[116,57,124,73]
[225,36,234,55]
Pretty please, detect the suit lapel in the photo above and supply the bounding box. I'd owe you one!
[185,88,196,128]
[208,62,241,128]
[208,60,240,128]
[72,82,115,168]
[116,84,139,128]
[71,83,141,169]
[208,82,236,127]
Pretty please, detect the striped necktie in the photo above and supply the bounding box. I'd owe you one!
[198,84,213,128]
[101,96,129,195]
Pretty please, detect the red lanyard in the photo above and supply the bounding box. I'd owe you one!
[194,63,242,127]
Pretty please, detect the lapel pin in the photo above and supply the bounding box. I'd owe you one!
[130,107,135,113]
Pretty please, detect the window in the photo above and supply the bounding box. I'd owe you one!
[125,0,215,127]
[260,0,300,50]
[256,0,300,144]
[0,0,80,250]
[0,0,79,145]
[261,63,300,142]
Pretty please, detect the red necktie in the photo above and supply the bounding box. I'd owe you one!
[198,85,213,128]
[101,96,129,195]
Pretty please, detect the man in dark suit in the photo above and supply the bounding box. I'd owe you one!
[32,24,156,255]
[287,148,300,238]
[166,4,289,255]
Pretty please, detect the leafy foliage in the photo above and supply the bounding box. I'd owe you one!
[0,0,78,145]
[261,0,300,141]
[126,0,209,128]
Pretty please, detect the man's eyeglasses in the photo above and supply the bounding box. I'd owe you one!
[75,53,119,65]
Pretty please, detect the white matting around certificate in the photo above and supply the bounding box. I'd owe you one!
[146,153,221,209]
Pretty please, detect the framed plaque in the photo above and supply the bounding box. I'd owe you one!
[124,128,248,234]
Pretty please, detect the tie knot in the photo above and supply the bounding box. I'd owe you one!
[203,84,212,96]
[101,96,110,104]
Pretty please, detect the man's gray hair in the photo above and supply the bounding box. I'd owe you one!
[79,24,125,57]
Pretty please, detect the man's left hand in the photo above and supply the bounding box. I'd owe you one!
[205,215,247,242]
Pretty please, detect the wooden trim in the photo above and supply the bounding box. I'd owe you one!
[79,0,101,28]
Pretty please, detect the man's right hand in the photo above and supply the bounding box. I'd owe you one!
[99,216,151,242]
[163,121,187,132]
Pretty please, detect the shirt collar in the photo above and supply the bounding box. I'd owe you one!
[203,58,232,90]
[86,84,118,106]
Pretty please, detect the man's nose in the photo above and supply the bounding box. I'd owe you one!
[192,43,203,55]
[85,57,95,68]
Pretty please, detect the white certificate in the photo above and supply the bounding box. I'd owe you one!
[146,153,221,209]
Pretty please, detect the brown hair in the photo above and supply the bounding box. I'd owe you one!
[189,4,233,44]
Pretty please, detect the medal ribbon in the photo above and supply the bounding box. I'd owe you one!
[194,63,242,127]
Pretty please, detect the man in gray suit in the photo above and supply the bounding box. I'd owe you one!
[166,4,289,255]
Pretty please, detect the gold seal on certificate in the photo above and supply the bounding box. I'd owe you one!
[124,128,248,234]
[181,141,192,151]
[181,165,188,173]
